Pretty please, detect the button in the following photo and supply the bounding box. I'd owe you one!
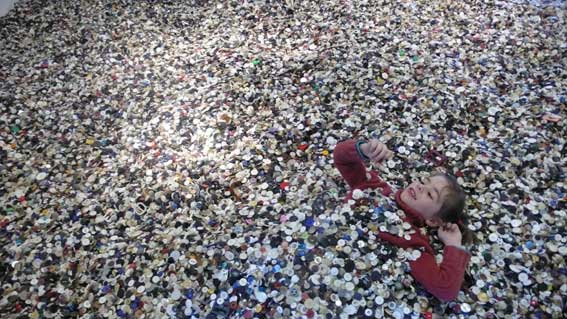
[375,296,384,305]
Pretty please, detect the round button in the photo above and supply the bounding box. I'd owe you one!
[461,303,471,313]
[519,273,529,282]
[375,296,384,305]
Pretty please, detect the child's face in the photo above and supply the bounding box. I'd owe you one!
[401,175,449,220]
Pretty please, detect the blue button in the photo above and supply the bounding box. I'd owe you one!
[525,241,534,249]
[305,217,314,228]
[374,206,384,214]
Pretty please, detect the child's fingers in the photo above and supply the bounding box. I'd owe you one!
[367,141,380,156]
[371,145,388,161]
[368,146,382,160]
[372,153,386,164]
[453,224,462,232]
[448,223,458,232]
[373,154,387,164]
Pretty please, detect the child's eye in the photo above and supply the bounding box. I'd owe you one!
[428,192,433,199]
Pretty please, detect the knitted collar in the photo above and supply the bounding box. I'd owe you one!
[394,189,426,227]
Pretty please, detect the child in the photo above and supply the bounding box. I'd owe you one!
[333,138,472,302]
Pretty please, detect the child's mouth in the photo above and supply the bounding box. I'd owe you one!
[409,187,416,200]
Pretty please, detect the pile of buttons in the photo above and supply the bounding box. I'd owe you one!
[0,0,565,318]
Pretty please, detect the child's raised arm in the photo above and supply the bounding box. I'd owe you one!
[333,139,393,189]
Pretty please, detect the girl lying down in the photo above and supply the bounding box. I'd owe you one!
[333,138,472,302]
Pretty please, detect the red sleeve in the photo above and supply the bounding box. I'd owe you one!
[332,139,367,188]
[408,246,471,302]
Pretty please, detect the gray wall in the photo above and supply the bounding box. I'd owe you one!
[0,0,18,17]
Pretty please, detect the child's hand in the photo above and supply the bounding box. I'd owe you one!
[438,223,463,247]
[360,139,393,164]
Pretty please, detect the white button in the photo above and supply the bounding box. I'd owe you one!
[375,296,384,305]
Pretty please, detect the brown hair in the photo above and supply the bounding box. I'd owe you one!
[431,172,474,245]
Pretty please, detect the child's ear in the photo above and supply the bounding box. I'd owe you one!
[425,217,443,227]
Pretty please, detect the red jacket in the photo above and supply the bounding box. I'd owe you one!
[333,139,470,302]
